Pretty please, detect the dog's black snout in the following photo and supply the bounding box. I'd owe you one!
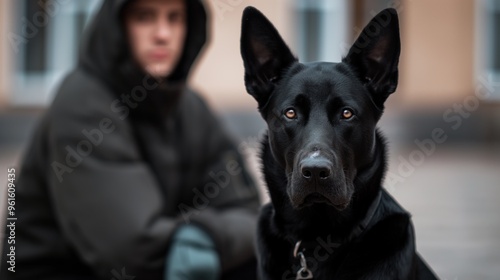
[300,158,332,180]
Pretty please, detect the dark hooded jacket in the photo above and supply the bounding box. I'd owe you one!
[0,0,260,279]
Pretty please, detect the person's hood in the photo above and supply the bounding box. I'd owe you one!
[78,0,208,93]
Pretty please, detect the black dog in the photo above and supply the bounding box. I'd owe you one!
[240,7,438,280]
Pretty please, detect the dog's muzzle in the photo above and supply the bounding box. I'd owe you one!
[289,152,352,210]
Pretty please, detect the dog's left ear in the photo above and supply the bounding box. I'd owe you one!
[240,7,297,108]
[343,8,400,106]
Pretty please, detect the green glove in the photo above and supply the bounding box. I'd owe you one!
[165,225,220,280]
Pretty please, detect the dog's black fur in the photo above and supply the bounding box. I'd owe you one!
[240,7,438,280]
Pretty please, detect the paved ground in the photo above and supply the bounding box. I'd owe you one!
[1,111,499,279]
[386,145,500,280]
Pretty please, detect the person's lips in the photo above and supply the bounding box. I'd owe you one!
[149,50,170,60]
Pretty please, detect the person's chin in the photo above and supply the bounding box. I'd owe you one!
[145,63,173,79]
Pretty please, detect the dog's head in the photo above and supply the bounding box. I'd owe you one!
[240,7,400,210]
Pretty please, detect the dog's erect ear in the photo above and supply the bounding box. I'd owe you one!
[240,7,297,107]
[343,8,400,106]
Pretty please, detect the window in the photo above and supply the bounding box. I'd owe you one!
[23,0,48,73]
[491,6,500,73]
[476,0,500,100]
[293,0,351,63]
[10,0,103,106]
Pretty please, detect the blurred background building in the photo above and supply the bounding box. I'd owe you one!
[0,0,499,279]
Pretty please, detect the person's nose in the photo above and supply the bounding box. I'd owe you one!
[154,19,173,42]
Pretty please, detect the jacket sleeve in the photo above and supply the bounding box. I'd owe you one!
[45,75,178,278]
[180,94,261,272]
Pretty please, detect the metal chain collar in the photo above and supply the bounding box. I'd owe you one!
[293,240,313,279]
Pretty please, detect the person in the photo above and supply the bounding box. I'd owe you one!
[0,0,261,279]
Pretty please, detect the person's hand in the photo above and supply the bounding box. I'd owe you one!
[165,225,220,280]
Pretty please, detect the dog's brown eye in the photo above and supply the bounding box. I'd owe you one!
[285,109,297,119]
[342,109,354,119]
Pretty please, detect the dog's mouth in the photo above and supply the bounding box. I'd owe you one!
[302,193,330,206]
[298,192,349,210]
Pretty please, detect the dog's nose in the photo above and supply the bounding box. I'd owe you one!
[300,158,332,180]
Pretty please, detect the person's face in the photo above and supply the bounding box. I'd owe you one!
[124,0,187,78]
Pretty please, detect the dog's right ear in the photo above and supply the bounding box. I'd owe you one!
[240,7,296,108]
[343,8,400,107]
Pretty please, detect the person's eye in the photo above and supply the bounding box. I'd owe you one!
[134,11,154,22]
[169,11,185,24]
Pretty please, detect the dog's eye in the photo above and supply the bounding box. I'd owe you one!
[341,109,354,119]
[284,109,297,119]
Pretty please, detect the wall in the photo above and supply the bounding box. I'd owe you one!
[397,0,475,107]
[189,0,293,111]
[0,0,12,108]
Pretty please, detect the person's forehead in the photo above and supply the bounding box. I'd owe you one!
[129,0,185,9]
